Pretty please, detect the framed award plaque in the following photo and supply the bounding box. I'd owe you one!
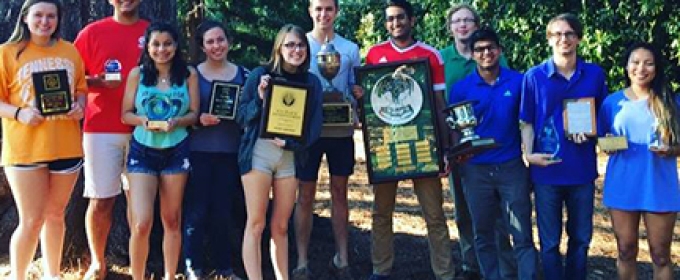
[210,80,241,120]
[260,79,310,142]
[355,58,444,184]
[563,97,597,136]
[322,102,353,126]
[32,69,72,116]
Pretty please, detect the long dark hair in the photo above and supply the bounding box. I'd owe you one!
[138,22,189,87]
[624,42,680,145]
[6,0,63,58]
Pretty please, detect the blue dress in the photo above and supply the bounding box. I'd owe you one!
[598,90,680,211]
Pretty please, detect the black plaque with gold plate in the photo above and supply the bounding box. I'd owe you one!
[323,102,353,126]
[32,69,72,116]
[210,80,241,120]
[260,79,310,142]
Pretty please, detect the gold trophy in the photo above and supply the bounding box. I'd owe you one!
[444,101,496,158]
[317,37,353,126]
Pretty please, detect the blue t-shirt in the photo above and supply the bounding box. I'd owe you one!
[133,75,190,148]
[598,90,680,211]
[449,67,523,164]
[189,65,248,153]
[519,58,608,185]
[307,33,361,138]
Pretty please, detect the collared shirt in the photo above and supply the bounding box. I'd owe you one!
[450,67,523,164]
[440,44,509,101]
[519,58,608,185]
[366,40,446,92]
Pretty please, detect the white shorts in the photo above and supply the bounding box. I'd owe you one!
[251,139,295,179]
[83,133,131,199]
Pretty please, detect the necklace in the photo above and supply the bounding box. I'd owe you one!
[159,76,170,84]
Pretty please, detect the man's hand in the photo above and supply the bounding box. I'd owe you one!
[524,153,561,166]
[87,74,122,89]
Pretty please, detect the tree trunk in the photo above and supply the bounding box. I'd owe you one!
[0,0,183,274]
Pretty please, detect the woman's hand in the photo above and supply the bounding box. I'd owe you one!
[67,102,84,120]
[17,107,44,126]
[269,137,286,148]
[650,145,676,157]
[199,113,220,126]
[258,74,271,100]
[164,118,178,132]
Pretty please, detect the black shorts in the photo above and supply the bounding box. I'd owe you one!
[10,157,84,174]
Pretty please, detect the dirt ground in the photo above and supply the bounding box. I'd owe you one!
[1,130,679,279]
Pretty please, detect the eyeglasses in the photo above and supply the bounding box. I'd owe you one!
[283,42,307,50]
[473,45,499,53]
[549,31,577,40]
[451,18,476,25]
[386,13,407,22]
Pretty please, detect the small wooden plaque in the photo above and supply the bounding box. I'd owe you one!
[598,136,628,151]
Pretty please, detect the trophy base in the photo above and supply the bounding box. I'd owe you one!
[147,120,169,130]
[448,138,497,159]
[104,73,121,81]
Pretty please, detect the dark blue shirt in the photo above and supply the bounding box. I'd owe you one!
[189,66,248,153]
[519,58,608,185]
[449,67,523,164]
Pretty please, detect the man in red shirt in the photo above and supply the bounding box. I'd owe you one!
[74,1,149,278]
[364,1,454,279]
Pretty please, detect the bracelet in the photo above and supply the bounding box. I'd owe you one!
[13,107,22,121]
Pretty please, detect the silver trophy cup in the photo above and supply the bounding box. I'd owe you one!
[316,37,353,126]
[446,101,480,142]
[444,100,496,158]
[316,37,341,95]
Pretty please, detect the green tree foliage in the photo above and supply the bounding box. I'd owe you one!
[335,0,679,92]
[178,0,678,92]
[179,0,311,67]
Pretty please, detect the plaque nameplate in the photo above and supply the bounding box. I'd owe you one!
[323,102,353,126]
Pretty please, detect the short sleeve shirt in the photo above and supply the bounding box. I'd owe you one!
[366,40,445,92]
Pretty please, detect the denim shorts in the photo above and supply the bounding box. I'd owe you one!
[127,138,191,175]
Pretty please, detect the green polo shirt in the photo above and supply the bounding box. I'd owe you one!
[440,44,509,102]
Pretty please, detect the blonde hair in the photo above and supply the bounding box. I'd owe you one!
[267,24,310,75]
[445,4,480,34]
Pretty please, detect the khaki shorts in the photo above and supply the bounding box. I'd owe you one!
[83,133,131,199]
[251,139,295,179]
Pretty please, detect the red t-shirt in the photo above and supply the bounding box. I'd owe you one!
[365,40,446,92]
[74,17,149,133]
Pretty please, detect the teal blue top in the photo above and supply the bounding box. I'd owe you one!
[133,76,191,148]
